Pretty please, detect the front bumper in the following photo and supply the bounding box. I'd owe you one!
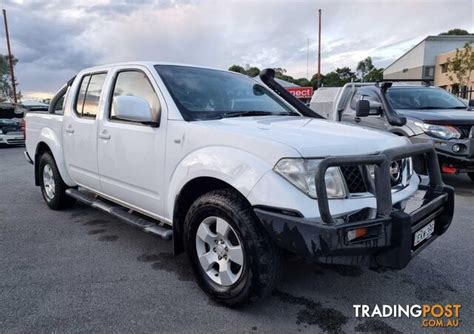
[412,135,474,171]
[255,143,455,270]
[0,134,25,146]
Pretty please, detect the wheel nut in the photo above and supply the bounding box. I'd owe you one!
[215,240,218,244]
[218,256,222,260]
[213,247,216,252]
[224,255,228,260]
[225,247,228,251]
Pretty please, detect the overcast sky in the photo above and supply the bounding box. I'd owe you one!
[1,0,473,100]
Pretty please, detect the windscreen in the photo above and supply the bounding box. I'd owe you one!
[386,87,466,110]
[155,65,295,121]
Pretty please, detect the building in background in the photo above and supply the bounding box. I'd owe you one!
[435,47,474,98]
[383,35,474,83]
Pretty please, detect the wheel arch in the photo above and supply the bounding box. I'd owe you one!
[34,138,75,187]
[34,142,53,185]
[172,176,251,255]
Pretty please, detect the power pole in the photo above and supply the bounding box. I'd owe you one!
[3,9,17,104]
[306,38,309,80]
[317,9,322,88]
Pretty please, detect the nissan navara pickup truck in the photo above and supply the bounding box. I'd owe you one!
[25,63,454,306]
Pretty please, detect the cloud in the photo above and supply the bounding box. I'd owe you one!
[1,0,472,99]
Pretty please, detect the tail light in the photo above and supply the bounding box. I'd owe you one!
[21,118,26,139]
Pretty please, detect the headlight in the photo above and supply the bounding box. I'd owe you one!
[274,159,347,199]
[414,121,460,140]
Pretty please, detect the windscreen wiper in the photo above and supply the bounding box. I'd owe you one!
[418,106,466,110]
[222,111,295,118]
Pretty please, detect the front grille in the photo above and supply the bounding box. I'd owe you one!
[340,165,367,193]
[456,125,472,139]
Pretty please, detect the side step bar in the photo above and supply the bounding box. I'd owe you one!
[66,188,173,240]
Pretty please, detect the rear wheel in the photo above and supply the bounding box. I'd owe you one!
[39,152,75,210]
[184,188,281,306]
[468,172,474,183]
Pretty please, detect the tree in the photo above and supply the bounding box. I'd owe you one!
[228,65,261,78]
[318,67,356,87]
[364,68,384,82]
[246,66,260,77]
[336,67,356,82]
[356,57,375,82]
[293,78,311,87]
[0,54,19,102]
[228,65,246,74]
[439,29,470,36]
[445,42,474,89]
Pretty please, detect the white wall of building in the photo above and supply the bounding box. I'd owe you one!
[384,36,474,76]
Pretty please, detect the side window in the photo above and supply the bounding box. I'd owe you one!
[110,70,161,122]
[75,73,107,118]
[349,92,363,110]
[51,89,67,115]
[54,95,65,113]
[349,89,381,110]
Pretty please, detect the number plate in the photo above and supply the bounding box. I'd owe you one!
[413,221,435,247]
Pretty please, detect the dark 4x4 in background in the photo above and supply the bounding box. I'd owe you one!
[337,82,474,181]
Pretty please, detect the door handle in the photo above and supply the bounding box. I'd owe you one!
[98,130,111,140]
[65,125,75,133]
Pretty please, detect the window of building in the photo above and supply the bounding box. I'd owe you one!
[424,66,434,78]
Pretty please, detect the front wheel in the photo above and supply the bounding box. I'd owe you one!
[468,172,474,183]
[184,189,281,306]
[39,152,76,210]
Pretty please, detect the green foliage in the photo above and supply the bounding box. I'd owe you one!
[228,64,261,78]
[439,29,470,36]
[356,57,375,82]
[0,54,19,102]
[228,64,246,74]
[364,68,384,82]
[445,42,474,87]
[246,67,260,77]
[293,78,311,87]
[320,67,356,87]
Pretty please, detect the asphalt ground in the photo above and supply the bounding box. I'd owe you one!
[1,146,472,333]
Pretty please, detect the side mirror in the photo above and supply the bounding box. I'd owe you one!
[113,95,156,125]
[469,99,474,107]
[355,100,370,117]
[368,101,382,114]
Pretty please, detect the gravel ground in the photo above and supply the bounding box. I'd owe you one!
[1,146,472,333]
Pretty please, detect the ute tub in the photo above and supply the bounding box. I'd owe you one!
[255,143,455,269]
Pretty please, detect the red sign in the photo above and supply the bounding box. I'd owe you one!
[287,87,314,99]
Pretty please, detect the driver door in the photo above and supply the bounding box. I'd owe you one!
[97,66,167,218]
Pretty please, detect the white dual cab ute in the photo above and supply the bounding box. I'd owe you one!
[25,62,454,306]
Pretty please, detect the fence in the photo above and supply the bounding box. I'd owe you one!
[451,86,473,100]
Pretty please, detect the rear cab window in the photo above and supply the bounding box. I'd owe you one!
[74,73,107,118]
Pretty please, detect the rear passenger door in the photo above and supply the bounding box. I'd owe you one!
[63,72,107,190]
[97,66,167,218]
